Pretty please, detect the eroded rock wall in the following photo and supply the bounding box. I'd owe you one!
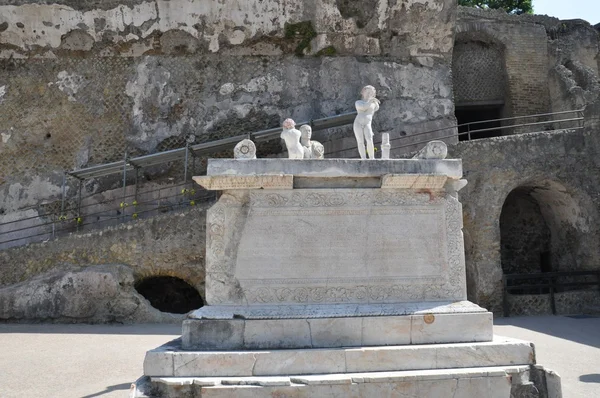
[0,0,458,218]
[0,205,207,322]
[450,128,600,313]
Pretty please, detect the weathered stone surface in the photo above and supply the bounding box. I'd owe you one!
[0,0,458,220]
[233,139,257,160]
[203,187,466,306]
[380,174,448,189]
[412,140,448,160]
[206,159,463,180]
[0,264,183,323]
[139,366,546,397]
[145,336,533,377]
[0,207,207,323]
[449,130,600,314]
[182,312,492,350]
[193,175,293,190]
[189,301,488,319]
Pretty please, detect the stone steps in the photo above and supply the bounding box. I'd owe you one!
[132,365,551,398]
[144,336,534,378]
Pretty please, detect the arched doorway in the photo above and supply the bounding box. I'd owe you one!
[135,276,203,314]
[499,180,599,315]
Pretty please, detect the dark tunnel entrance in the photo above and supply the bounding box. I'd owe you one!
[135,276,203,314]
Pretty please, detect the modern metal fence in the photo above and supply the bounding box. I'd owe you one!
[0,108,585,250]
[503,270,600,316]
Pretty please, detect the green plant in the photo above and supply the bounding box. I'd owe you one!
[284,21,317,56]
[316,46,337,57]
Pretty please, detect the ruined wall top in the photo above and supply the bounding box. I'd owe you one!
[0,0,456,61]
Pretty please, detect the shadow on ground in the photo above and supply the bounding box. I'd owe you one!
[579,373,600,383]
[495,315,600,348]
[81,383,131,398]
[0,323,181,335]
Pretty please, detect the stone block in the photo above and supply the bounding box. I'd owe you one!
[307,317,362,347]
[411,312,493,344]
[181,319,244,350]
[146,336,534,378]
[193,175,293,190]
[345,346,438,373]
[205,188,467,306]
[253,348,347,376]
[143,350,174,377]
[206,159,463,180]
[243,319,312,349]
[172,352,257,377]
[360,316,412,346]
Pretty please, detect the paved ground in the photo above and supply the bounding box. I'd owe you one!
[0,316,599,397]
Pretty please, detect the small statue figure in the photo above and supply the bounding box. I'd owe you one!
[281,118,304,159]
[353,85,380,159]
[299,125,325,159]
[381,133,391,160]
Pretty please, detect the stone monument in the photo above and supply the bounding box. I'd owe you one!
[133,143,562,397]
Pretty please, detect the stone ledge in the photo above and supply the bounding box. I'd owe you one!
[181,311,492,350]
[206,159,462,179]
[135,364,562,398]
[141,365,533,397]
[144,336,533,378]
[188,301,488,320]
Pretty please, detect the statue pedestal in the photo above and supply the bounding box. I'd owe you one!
[133,159,561,398]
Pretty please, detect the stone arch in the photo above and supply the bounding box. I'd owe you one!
[496,178,600,315]
[452,27,509,140]
[463,171,600,314]
[499,179,596,276]
[134,275,204,314]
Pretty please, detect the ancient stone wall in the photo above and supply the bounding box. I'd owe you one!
[0,205,208,322]
[452,39,506,106]
[450,128,600,314]
[456,7,551,119]
[0,0,458,219]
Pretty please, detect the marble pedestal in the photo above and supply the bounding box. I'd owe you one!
[134,159,561,398]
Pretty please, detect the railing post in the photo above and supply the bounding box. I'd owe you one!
[121,150,128,222]
[76,179,82,232]
[549,275,556,315]
[467,123,471,141]
[502,275,509,317]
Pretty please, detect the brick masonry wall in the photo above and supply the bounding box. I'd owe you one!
[456,8,551,118]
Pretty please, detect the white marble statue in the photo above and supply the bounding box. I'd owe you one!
[299,125,325,159]
[281,118,304,159]
[353,85,380,159]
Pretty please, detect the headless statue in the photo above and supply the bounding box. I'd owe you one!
[281,118,304,159]
[353,85,380,159]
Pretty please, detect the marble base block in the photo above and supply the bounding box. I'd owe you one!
[181,301,492,350]
[144,336,533,378]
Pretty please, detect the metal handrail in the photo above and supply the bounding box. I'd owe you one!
[0,108,587,250]
[502,270,600,316]
[324,109,584,157]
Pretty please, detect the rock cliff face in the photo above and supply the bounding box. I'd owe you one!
[0,207,207,323]
[0,0,457,216]
[2,2,600,321]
